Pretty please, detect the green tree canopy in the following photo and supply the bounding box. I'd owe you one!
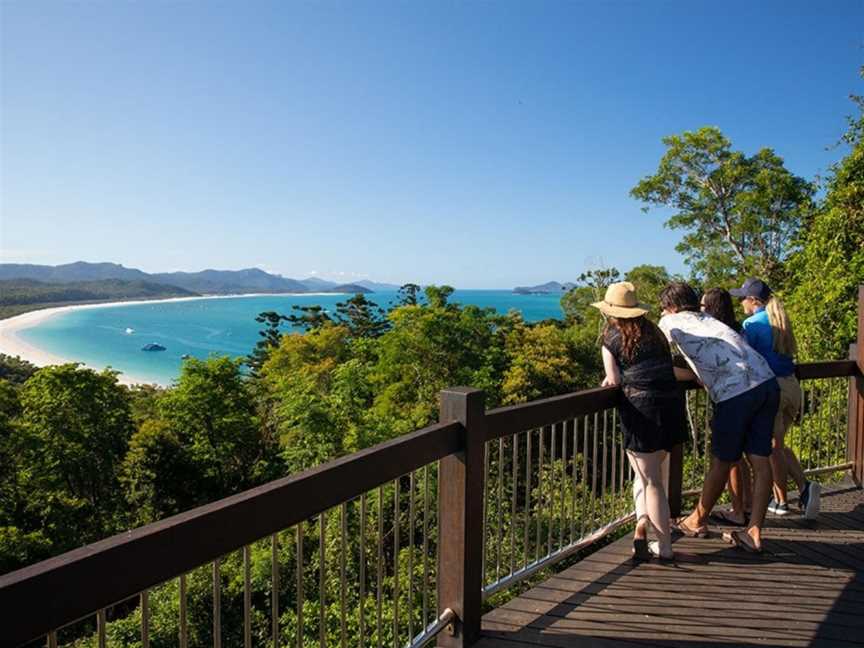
[788,77,864,360]
[157,357,275,499]
[630,126,813,284]
[14,365,134,546]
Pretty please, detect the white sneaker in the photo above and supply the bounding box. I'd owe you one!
[768,499,790,516]
[804,481,821,520]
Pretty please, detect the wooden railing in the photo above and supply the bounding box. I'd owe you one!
[2,287,863,648]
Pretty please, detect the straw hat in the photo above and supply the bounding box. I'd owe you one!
[590,282,650,319]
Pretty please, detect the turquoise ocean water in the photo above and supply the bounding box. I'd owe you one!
[18,290,565,385]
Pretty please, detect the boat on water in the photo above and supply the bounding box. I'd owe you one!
[125,327,135,334]
[141,343,166,352]
[181,354,192,360]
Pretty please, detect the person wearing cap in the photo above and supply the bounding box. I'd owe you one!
[657,282,779,553]
[731,278,820,519]
[593,282,688,562]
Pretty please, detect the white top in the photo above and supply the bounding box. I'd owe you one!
[658,311,775,403]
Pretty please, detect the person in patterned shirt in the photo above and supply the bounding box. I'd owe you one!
[658,282,779,553]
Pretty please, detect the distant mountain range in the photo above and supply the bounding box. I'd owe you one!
[0,262,404,295]
[513,281,577,295]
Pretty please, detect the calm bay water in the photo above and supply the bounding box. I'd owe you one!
[19,290,564,385]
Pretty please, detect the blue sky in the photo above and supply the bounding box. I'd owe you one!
[1,1,861,288]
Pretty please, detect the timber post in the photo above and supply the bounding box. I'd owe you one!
[437,387,486,647]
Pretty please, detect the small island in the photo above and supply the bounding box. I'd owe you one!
[513,281,577,295]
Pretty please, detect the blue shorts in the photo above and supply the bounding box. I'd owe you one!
[711,379,780,462]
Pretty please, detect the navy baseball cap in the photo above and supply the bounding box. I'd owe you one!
[729,278,772,301]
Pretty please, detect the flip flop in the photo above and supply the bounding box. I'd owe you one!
[672,517,710,538]
[722,530,763,554]
[708,510,746,527]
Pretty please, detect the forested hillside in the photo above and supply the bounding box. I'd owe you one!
[0,279,199,319]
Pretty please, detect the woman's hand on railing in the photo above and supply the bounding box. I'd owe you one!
[601,374,620,388]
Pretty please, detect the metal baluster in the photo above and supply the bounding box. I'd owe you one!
[179,574,187,648]
[139,591,149,648]
[244,546,252,648]
[296,525,303,648]
[833,379,843,464]
[340,503,348,648]
[360,494,367,648]
[817,381,825,469]
[393,478,400,648]
[560,421,567,550]
[510,432,518,574]
[536,427,545,562]
[523,428,531,569]
[809,385,816,468]
[214,558,222,648]
[579,415,588,538]
[482,442,489,584]
[610,410,618,516]
[591,413,599,532]
[601,410,608,525]
[801,380,824,468]
[376,486,384,648]
[421,467,429,627]
[547,425,555,556]
[97,609,107,648]
[273,535,280,648]
[570,418,578,544]
[617,409,625,497]
[408,472,415,641]
[496,437,504,581]
[320,514,326,648]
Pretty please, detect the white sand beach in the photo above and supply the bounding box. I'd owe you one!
[0,293,339,386]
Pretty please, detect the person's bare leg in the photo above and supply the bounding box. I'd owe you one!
[629,450,672,557]
[726,462,747,524]
[770,429,790,505]
[740,457,753,514]
[746,454,773,548]
[633,470,648,540]
[783,447,807,492]
[681,456,732,529]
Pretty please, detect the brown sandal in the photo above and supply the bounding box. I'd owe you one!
[673,517,709,538]
[722,530,762,554]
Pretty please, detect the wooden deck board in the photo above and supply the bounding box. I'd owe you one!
[480,482,864,648]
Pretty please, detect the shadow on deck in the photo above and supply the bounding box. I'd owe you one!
[479,482,864,648]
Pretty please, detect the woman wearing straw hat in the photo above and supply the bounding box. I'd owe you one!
[593,282,688,562]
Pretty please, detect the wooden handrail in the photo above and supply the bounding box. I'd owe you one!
[485,386,620,441]
[796,359,859,380]
[0,420,464,647]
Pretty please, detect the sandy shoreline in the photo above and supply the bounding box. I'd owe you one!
[0,292,339,386]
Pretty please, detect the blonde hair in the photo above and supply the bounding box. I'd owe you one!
[755,296,797,357]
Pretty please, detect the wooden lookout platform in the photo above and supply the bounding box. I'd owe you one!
[478,482,864,648]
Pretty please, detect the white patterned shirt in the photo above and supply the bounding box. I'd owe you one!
[658,311,775,403]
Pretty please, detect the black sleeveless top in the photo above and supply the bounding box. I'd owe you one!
[602,326,678,394]
[603,324,687,452]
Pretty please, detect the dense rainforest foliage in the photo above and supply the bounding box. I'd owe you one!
[1,73,862,646]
